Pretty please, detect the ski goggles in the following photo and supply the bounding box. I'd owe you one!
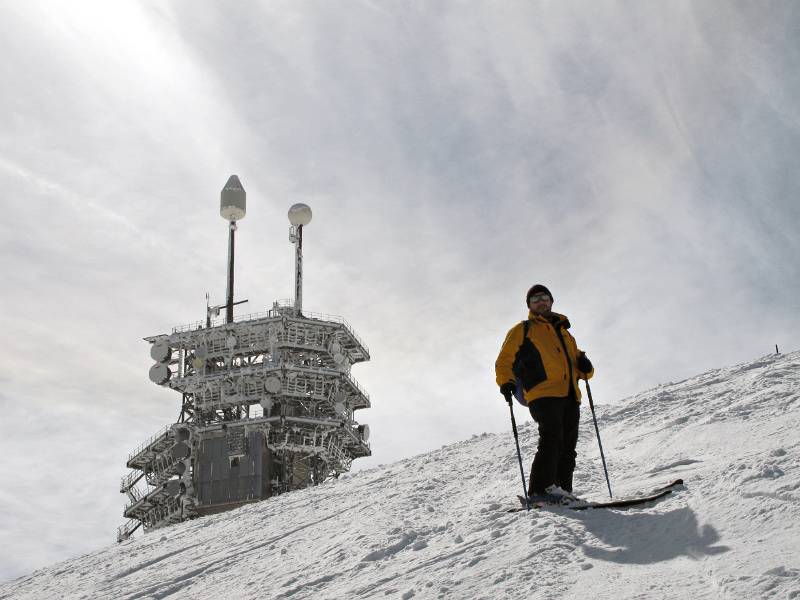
[529,293,552,303]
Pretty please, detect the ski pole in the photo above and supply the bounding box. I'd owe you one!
[506,397,531,510]
[584,379,613,498]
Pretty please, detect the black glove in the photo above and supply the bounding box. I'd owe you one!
[500,382,516,404]
[577,352,593,374]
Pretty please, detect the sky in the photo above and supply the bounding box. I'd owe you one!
[1,0,799,583]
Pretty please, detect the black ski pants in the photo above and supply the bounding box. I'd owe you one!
[528,396,580,495]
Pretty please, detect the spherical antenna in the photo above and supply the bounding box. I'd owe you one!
[288,203,312,226]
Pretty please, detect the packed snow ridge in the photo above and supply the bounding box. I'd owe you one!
[2,351,799,599]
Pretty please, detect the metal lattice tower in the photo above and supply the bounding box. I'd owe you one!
[117,181,371,542]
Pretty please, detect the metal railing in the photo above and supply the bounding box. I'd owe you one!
[124,481,171,515]
[123,483,149,506]
[117,519,142,543]
[127,425,171,463]
[343,372,370,405]
[144,453,182,487]
[170,300,369,355]
[143,497,184,531]
[120,469,145,493]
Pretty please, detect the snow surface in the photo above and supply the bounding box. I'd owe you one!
[2,351,799,599]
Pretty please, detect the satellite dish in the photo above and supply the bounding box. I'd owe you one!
[264,377,281,394]
[220,175,246,221]
[359,424,370,442]
[226,335,237,350]
[149,363,171,384]
[171,442,191,460]
[166,481,186,496]
[333,353,345,365]
[260,397,274,411]
[175,428,190,442]
[330,341,342,354]
[195,346,208,359]
[150,341,171,362]
[175,462,187,475]
[288,203,312,226]
[191,357,204,370]
[334,401,345,416]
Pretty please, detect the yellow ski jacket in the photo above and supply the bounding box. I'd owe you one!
[495,311,594,405]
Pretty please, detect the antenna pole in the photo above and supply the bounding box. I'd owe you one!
[226,221,236,324]
[219,174,246,325]
[288,203,312,315]
[294,224,303,315]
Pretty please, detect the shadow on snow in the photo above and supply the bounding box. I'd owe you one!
[570,506,729,565]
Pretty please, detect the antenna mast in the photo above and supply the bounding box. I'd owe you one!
[120,193,371,544]
[220,175,246,324]
[288,203,312,315]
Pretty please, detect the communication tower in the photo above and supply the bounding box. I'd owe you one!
[117,177,371,541]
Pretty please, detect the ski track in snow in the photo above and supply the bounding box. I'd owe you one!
[2,352,800,599]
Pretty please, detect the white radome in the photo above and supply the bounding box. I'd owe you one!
[288,203,312,226]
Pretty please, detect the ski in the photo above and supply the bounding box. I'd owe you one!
[569,478,683,510]
[508,479,684,513]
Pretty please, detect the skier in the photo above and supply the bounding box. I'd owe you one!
[495,284,594,504]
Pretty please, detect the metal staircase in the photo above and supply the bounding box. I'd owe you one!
[118,424,196,536]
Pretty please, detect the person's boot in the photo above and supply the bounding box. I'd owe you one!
[521,485,587,507]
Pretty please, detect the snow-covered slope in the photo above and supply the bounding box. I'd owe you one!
[2,352,799,599]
